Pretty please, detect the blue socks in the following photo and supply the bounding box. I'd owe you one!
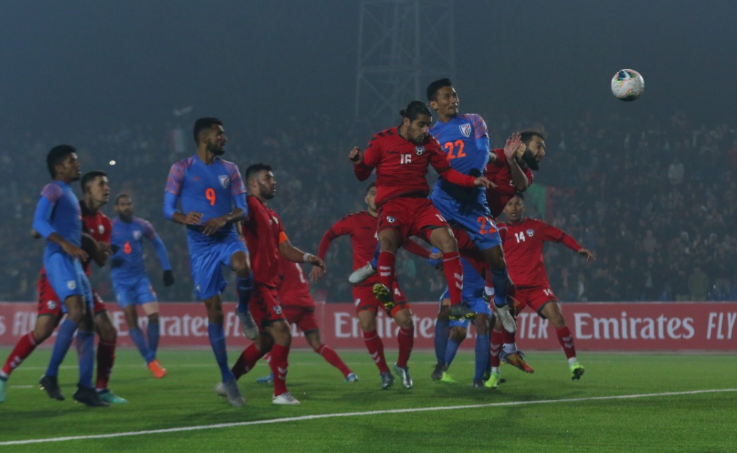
[444,338,462,367]
[370,244,380,270]
[434,320,450,365]
[236,275,254,314]
[130,327,155,363]
[75,330,94,388]
[147,321,160,356]
[208,323,234,382]
[474,334,490,381]
[46,319,78,377]
[491,268,510,308]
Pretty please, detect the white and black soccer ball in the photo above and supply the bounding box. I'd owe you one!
[611,69,644,102]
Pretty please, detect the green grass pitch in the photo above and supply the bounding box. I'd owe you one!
[0,348,735,452]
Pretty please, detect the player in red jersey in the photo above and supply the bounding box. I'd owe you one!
[485,194,594,387]
[254,253,357,384]
[310,182,435,389]
[484,130,545,218]
[1,171,125,405]
[483,130,546,376]
[222,163,326,405]
[350,100,494,323]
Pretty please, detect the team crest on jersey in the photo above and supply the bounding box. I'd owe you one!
[98,225,105,235]
[219,175,229,188]
[134,230,142,240]
[46,300,57,310]
[274,306,282,315]
[67,280,76,290]
[386,216,396,223]
[526,229,535,237]
[459,123,471,137]
[415,146,425,156]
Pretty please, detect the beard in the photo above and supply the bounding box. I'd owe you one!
[210,147,225,156]
[522,149,540,171]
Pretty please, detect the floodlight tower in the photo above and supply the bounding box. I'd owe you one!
[355,0,455,122]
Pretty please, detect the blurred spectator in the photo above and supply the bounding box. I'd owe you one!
[688,266,709,301]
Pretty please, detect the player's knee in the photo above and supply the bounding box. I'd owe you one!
[474,316,490,334]
[436,232,458,253]
[449,327,467,341]
[148,313,160,324]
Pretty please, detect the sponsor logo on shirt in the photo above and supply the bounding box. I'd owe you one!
[219,175,230,188]
[459,123,471,137]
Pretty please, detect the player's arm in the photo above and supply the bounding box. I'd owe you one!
[32,190,88,261]
[350,146,374,181]
[541,221,596,262]
[144,221,175,286]
[81,232,109,267]
[278,231,327,272]
[503,133,529,191]
[430,145,494,189]
[401,238,433,259]
[310,220,349,281]
[164,163,204,226]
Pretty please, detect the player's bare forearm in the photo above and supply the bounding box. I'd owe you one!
[279,241,327,271]
[201,209,245,236]
[82,233,108,267]
[508,157,529,191]
[171,211,203,226]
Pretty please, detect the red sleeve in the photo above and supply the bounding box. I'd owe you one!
[497,223,508,243]
[353,162,373,181]
[526,167,535,186]
[317,217,351,260]
[539,221,582,251]
[401,238,431,259]
[428,139,476,187]
[354,135,380,181]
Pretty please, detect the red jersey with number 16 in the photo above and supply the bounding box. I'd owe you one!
[498,218,581,288]
[353,127,477,208]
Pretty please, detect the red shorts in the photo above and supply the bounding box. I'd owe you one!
[251,285,286,330]
[281,306,319,332]
[37,273,106,318]
[353,282,409,317]
[377,197,449,241]
[514,286,557,316]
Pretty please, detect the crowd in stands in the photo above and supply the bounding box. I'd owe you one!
[1,110,735,304]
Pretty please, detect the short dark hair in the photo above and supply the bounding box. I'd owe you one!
[193,117,223,144]
[115,193,131,204]
[399,101,432,121]
[81,170,107,192]
[46,145,76,178]
[513,191,525,200]
[365,181,376,194]
[426,78,453,101]
[245,163,272,182]
[519,129,546,144]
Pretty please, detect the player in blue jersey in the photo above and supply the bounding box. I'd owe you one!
[427,250,492,388]
[111,194,174,378]
[426,78,521,336]
[32,145,107,407]
[164,117,255,407]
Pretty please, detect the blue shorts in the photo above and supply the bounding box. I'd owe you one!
[114,276,157,308]
[431,193,501,251]
[190,237,248,300]
[43,251,93,312]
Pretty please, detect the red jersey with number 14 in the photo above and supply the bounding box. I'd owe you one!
[317,211,379,288]
[498,218,581,288]
[353,127,476,208]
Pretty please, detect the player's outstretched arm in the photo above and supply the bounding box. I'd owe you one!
[279,239,327,272]
[504,133,529,191]
[578,248,596,262]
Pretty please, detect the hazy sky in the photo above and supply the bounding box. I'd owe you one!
[1,0,736,133]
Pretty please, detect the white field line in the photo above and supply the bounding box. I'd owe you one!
[0,388,735,446]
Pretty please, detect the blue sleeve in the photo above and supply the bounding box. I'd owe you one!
[149,233,172,271]
[33,196,56,239]
[233,192,248,218]
[475,136,490,154]
[164,191,178,220]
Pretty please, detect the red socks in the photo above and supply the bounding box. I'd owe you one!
[95,340,116,390]
[556,326,577,359]
[316,344,351,377]
[396,326,414,368]
[442,251,463,305]
[362,330,390,373]
[1,332,38,377]
[269,344,290,396]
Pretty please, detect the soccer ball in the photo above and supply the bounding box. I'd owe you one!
[611,69,644,102]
